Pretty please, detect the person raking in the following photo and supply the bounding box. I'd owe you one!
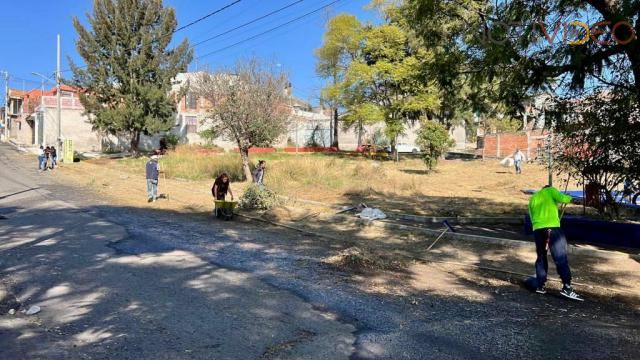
[145,154,160,203]
[528,185,583,301]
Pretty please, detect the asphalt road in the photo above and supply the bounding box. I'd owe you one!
[1,142,639,359]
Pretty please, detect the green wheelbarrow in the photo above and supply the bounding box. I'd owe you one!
[214,200,237,220]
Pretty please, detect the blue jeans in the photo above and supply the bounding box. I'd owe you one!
[534,228,572,286]
[38,156,45,170]
[146,179,158,200]
[514,160,522,174]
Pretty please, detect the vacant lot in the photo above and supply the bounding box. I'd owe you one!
[59,146,581,217]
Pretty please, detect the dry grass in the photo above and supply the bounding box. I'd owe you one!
[56,145,579,217]
[117,146,245,181]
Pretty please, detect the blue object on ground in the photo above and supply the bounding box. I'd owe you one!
[524,276,539,291]
[524,215,640,248]
[443,220,456,233]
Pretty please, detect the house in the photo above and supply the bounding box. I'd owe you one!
[4,85,103,152]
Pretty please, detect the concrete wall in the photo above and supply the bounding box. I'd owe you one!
[41,107,102,152]
[337,121,421,151]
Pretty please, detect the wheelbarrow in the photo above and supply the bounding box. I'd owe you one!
[214,200,237,220]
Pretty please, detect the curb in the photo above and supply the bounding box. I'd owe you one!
[280,196,526,225]
[369,218,634,260]
[391,213,524,225]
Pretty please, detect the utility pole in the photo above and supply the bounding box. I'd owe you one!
[56,34,62,152]
[1,71,8,142]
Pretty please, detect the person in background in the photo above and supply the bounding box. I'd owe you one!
[529,185,582,301]
[253,160,266,186]
[513,148,525,175]
[212,173,234,201]
[37,145,45,171]
[145,154,160,203]
[44,146,52,170]
[50,146,58,168]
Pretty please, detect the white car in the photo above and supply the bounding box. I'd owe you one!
[395,143,421,153]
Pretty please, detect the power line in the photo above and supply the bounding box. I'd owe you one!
[196,0,343,60]
[191,0,304,48]
[175,0,242,32]
[59,0,243,73]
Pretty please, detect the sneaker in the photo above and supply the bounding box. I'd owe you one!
[560,285,584,301]
[147,198,153,203]
[535,286,547,294]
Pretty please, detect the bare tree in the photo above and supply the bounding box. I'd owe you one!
[195,58,290,180]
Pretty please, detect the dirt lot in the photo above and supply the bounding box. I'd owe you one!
[52,151,583,216]
[29,152,638,308]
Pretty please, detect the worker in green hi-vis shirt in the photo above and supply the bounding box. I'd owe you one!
[529,185,583,301]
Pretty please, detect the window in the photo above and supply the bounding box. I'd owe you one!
[185,116,198,133]
[186,92,197,110]
[11,99,22,115]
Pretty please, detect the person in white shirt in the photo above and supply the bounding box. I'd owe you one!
[37,146,45,171]
[513,148,525,175]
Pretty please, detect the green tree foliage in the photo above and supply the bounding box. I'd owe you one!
[415,120,454,170]
[318,12,440,152]
[552,91,640,218]
[70,0,192,153]
[405,0,640,105]
[194,58,290,181]
[316,14,364,148]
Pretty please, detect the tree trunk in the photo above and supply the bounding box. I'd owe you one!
[130,131,141,155]
[240,147,252,182]
[332,107,339,149]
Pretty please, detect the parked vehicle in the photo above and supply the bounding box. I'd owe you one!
[385,143,421,153]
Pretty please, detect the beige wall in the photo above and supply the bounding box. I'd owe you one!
[41,107,102,152]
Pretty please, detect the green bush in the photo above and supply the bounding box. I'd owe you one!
[239,185,281,210]
[415,120,455,170]
[162,133,180,149]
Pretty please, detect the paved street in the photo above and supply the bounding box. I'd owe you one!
[1,142,639,359]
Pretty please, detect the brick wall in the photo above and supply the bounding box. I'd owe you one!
[477,131,548,160]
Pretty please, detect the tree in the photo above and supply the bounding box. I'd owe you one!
[341,103,384,146]
[316,14,363,148]
[405,0,640,105]
[70,0,192,154]
[415,120,454,170]
[194,59,290,181]
[552,91,640,217]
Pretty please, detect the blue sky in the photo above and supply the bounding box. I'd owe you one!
[0,0,376,103]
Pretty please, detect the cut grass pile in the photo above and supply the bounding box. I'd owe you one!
[324,246,405,273]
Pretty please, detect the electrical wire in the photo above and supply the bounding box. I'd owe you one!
[175,0,242,32]
[196,0,343,60]
[191,0,304,48]
[58,0,244,73]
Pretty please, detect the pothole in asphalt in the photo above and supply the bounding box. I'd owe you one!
[107,236,176,256]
